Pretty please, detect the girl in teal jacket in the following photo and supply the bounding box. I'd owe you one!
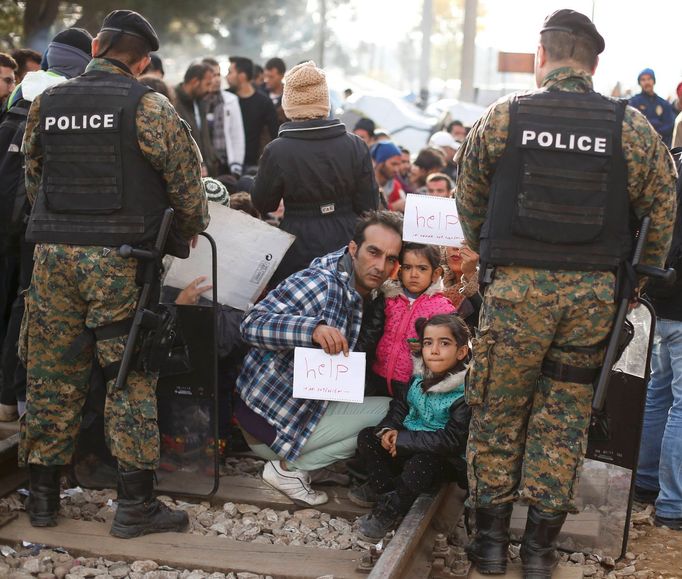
[352,313,471,541]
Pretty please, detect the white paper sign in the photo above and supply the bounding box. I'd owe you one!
[293,347,366,404]
[164,202,295,310]
[403,193,466,248]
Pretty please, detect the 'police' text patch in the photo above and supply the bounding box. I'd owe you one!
[517,125,613,156]
[41,108,121,133]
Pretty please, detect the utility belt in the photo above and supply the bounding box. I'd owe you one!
[62,209,184,387]
[62,260,183,381]
[284,199,354,217]
[477,261,635,386]
[540,318,634,385]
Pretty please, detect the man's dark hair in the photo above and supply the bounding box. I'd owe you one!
[184,62,212,84]
[229,56,254,81]
[139,75,170,99]
[414,147,446,171]
[426,172,454,190]
[11,48,41,77]
[229,191,260,219]
[399,146,410,156]
[253,64,263,77]
[0,52,18,71]
[264,57,286,75]
[352,210,403,248]
[202,56,219,68]
[540,30,599,69]
[447,120,464,132]
[96,30,151,64]
[93,30,152,65]
[143,53,164,76]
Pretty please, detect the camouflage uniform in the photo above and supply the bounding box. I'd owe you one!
[19,59,209,471]
[456,67,677,513]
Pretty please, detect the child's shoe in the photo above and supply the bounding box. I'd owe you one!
[348,481,379,508]
[357,490,402,541]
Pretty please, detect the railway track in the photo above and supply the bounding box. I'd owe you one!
[0,423,469,578]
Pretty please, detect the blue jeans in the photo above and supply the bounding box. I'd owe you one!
[636,318,682,519]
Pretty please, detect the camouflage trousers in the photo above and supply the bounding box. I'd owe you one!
[19,244,160,471]
[466,266,616,513]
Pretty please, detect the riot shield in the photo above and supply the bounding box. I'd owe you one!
[74,232,219,499]
[155,231,220,497]
[512,302,654,559]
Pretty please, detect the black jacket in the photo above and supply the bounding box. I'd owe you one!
[374,362,471,486]
[645,148,682,321]
[252,118,379,285]
[0,98,29,255]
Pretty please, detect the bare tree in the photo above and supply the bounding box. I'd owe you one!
[23,0,59,49]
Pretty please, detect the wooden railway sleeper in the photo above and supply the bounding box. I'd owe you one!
[0,512,18,530]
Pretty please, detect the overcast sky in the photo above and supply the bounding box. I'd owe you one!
[341,0,682,98]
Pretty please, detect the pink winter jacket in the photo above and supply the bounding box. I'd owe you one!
[372,279,456,392]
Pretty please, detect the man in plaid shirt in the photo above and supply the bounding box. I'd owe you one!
[236,211,403,505]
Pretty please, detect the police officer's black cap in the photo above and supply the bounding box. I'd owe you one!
[99,10,159,52]
[540,9,605,54]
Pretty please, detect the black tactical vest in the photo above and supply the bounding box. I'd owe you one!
[480,89,632,271]
[26,70,169,247]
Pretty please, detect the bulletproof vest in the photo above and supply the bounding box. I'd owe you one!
[26,70,169,247]
[480,89,632,271]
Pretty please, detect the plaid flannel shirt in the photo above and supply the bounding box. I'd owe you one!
[237,247,364,460]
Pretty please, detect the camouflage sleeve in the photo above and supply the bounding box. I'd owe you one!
[622,106,678,268]
[136,92,209,240]
[21,94,43,205]
[455,98,511,252]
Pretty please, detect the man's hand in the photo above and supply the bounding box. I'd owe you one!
[381,429,398,457]
[312,325,349,356]
[176,275,213,305]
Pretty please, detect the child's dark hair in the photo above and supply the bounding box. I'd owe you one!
[415,313,470,347]
[400,242,441,270]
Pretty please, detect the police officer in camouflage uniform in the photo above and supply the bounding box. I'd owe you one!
[456,9,677,578]
[20,10,209,538]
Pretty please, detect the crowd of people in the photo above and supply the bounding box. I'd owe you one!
[0,6,681,579]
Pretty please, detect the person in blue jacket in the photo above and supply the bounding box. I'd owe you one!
[629,68,676,147]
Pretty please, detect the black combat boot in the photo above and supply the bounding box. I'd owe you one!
[466,503,514,574]
[357,490,403,541]
[27,464,61,527]
[110,469,189,539]
[520,506,567,579]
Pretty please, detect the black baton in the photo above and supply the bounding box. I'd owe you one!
[114,208,175,390]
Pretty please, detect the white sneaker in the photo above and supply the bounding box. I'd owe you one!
[262,461,328,506]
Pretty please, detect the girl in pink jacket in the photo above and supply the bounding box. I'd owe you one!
[371,243,456,397]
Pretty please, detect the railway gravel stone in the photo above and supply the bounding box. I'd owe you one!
[130,562,158,574]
